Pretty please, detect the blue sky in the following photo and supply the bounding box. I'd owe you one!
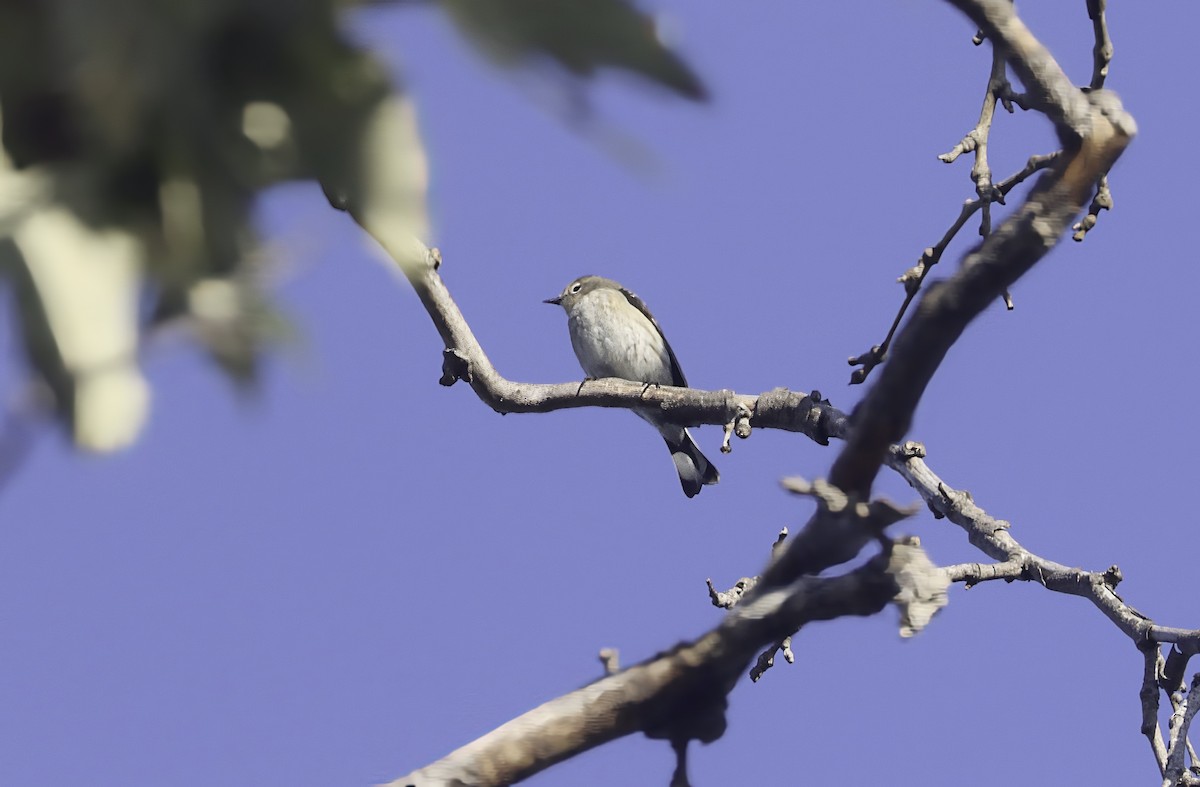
[2,2,1198,785]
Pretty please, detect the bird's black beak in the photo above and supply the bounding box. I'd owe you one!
[543,296,562,305]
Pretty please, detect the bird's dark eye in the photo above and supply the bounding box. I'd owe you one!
[570,283,582,293]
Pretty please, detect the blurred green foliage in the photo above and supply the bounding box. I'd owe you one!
[0,0,704,451]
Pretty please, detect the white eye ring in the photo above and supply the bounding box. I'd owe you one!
[570,283,582,293]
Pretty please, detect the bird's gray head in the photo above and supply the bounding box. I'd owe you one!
[543,275,620,312]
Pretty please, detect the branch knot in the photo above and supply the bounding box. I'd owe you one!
[439,348,472,386]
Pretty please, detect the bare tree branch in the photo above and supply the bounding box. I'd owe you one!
[708,528,801,683]
[1164,675,1200,786]
[888,442,1200,649]
[396,250,847,446]
[749,634,794,683]
[389,551,902,787]
[849,0,1123,387]
[850,150,1058,385]
[949,0,1093,136]
[1072,173,1113,241]
[938,35,1011,228]
[828,88,1134,499]
[1142,643,1170,775]
[769,87,1134,582]
[887,439,1200,782]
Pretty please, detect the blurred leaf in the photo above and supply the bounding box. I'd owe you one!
[324,94,433,276]
[0,0,694,454]
[0,0,429,450]
[174,268,297,387]
[439,0,707,100]
[0,191,149,452]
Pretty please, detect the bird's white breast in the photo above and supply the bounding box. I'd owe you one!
[567,289,673,384]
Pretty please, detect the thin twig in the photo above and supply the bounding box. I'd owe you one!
[711,528,798,682]
[850,152,1058,384]
[1087,0,1113,90]
[749,636,794,682]
[1072,174,1113,241]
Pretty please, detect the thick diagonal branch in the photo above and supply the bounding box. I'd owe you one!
[389,555,899,787]
[829,88,1134,500]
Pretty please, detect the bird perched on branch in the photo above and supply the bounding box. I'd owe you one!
[545,275,719,497]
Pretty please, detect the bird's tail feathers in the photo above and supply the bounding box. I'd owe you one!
[665,428,719,498]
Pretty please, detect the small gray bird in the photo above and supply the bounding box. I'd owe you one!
[545,275,719,497]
